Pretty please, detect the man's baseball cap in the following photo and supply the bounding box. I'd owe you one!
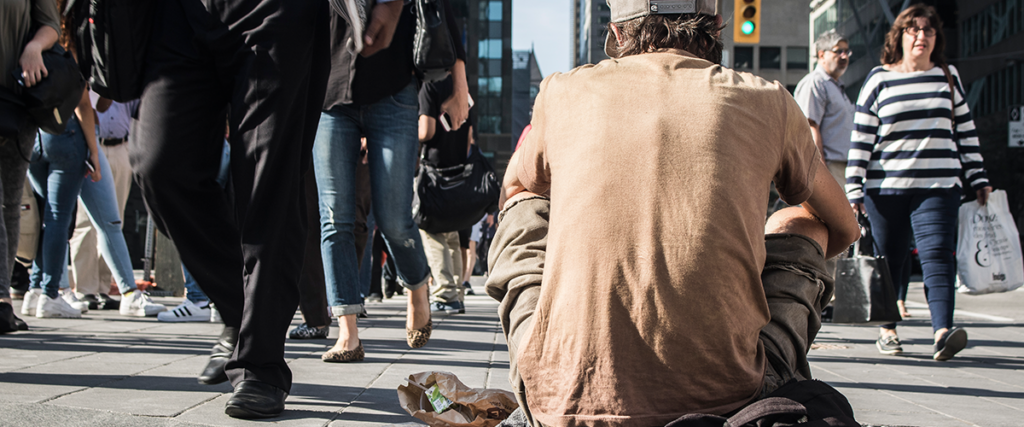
[604,0,719,57]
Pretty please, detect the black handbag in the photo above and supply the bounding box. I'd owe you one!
[412,0,457,83]
[10,44,86,135]
[831,213,903,325]
[413,145,500,234]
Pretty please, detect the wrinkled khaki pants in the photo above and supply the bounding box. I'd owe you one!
[485,197,834,426]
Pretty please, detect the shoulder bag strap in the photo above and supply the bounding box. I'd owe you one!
[940,64,960,150]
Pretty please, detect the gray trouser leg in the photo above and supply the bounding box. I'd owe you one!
[485,196,549,427]
[759,233,834,394]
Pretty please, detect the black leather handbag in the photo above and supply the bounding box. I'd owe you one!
[831,213,903,325]
[413,145,500,234]
[412,0,456,83]
[10,44,86,135]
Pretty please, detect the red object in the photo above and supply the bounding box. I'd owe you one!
[515,124,531,151]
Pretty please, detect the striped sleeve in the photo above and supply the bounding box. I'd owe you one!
[845,69,883,203]
[949,66,989,191]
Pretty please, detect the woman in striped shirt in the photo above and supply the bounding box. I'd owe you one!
[847,4,992,362]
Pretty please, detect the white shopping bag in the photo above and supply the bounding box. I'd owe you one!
[956,190,1024,295]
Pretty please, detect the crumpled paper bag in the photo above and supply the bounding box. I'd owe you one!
[397,371,518,427]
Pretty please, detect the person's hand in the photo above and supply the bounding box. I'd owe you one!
[485,213,494,228]
[976,185,993,206]
[851,203,864,215]
[18,42,48,87]
[87,152,102,182]
[441,86,469,131]
[361,0,404,57]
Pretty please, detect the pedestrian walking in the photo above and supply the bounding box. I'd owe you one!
[847,4,992,361]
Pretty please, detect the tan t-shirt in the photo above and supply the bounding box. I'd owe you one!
[515,49,819,427]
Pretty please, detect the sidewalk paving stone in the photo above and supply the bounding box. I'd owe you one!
[2,278,1022,426]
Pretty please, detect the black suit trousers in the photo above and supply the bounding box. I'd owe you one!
[129,0,330,392]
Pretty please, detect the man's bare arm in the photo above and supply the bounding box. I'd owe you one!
[802,160,860,258]
[808,120,825,161]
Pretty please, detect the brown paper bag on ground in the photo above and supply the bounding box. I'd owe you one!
[397,371,518,427]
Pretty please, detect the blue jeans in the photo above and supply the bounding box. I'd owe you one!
[28,117,88,299]
[313,80,429,316]
[864,189,960,332]
[73,144,138,294]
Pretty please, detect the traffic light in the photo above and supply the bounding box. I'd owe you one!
[734,0,761,44]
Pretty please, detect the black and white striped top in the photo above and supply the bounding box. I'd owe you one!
[846,65,988,203]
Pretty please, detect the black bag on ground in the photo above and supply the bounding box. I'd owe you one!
[9,44,85,135]
[412,0,456,82]
[66,0,155,102]
[831,213,902,325]
[413,145,499,234]
[664,379,858,427]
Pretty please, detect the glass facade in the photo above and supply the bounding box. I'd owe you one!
[734,46,754,69]
[476,0,507,135]
[787,46,809,71]
[971,61,1024,119]
[961,0,1024,57]
[761,47,781,69]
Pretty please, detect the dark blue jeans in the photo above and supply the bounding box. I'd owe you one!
[864,189,960,332]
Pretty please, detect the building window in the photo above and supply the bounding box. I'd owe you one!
[479,0,502,21]
[961,0,1024,57]
[734,47,754,70]
[761,47,781,69]
[479,39,502,59]
[478,77,502,96]
[787,47,808,71]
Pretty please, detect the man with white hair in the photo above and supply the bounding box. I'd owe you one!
[485,0,860,425]
[794,29,856,187]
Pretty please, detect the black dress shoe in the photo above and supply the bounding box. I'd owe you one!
[198,326,237,385]
[225,380,287,419]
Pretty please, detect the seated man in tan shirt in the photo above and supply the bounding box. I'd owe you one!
[484,1,860,426]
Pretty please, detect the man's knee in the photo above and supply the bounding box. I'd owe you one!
[766,207,829,253]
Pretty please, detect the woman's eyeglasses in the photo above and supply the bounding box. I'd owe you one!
[904,26,936,37]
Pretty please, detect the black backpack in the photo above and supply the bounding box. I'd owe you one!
[66,0,155,102]
[664,380,859,427]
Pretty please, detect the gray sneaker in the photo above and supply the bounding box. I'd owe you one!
[876,333,903,355]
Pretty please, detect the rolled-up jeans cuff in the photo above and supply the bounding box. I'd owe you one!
[402,273,430,291]
[331,304,364,317]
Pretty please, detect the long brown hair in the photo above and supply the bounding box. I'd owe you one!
[56,0,75,52]
[880,4,946,66]
[611,13,724,64]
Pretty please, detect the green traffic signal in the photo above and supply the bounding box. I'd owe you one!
[741,21,756,35]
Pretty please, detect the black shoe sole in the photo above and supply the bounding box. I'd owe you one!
[225,405,282,419]
[934,328,968,361]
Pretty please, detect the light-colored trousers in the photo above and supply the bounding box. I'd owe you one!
[420,229,464,304]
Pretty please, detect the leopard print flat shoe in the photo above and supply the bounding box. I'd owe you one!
[321,340,364,363]
[406,319,432,349]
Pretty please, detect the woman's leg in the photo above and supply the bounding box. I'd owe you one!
[312,108,364,352]
[908,190,961,336]
[363,81,431,330]
[863,193,913,334]
[76,145,138,295]
[30,122,88,299]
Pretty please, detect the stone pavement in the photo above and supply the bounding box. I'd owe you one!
[1,277,1023,426]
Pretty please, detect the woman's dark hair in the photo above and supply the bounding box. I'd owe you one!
[57,0,75,52]
[880,4,946,66]
[610,13,724,64]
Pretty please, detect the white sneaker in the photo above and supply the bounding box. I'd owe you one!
[210,304,222,323]
[60,289,89,314]
[119,290,167,317]
[21,288,41,316]
[157,299,211,322]
[36,294,83,318]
